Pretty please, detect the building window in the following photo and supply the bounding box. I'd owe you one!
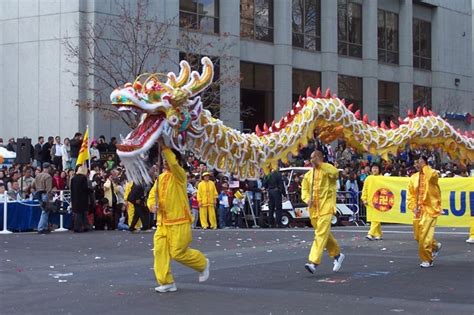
[292,0,321,51]
[378,10,398,64]
[338,75,363,113]
[179,0,219,34]
[337,0,362,58]
[180,52,220,116]
[292,69,321,103]
[413,85,431,110]
[413,19,431,70]
[241,62,274,132]
[378,81,399,124]
[240,0,274,42]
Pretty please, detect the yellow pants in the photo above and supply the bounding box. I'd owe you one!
[153,223,206,285]
[127,204,141,228]
[308,214,341,265]
[413,213,438,262]
[368,221,383,237]
[199,206,217,229]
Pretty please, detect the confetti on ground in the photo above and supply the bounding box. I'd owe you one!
[266,250,273,253]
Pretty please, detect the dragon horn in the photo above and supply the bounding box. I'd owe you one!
[167,60,191,88]
[183,57,214,95]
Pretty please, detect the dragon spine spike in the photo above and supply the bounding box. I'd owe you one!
[347,104,354,112]
[380,121,388,130]
[306,87,315,98]
[390,121,397,129]
[324,88,331,98]
[423,107,430,116]
[416,106,422,117]
[363,114,369,124]
[263,122,269,132]
[341,99,346,105]
[255,124,262,136]
[354,109,361,120]
[407,110,414,118]
[370,120,377,127]
[316,87,322,98]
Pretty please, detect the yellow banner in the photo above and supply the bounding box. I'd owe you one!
[366,176,474,227]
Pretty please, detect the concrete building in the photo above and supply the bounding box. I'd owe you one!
[0,0,472,142]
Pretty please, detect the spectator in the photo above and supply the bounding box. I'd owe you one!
[218,182,230,228]
[7,181,21,200]
[0,138,5,148]
[6,138,16,152]
[95,198,114,230]
[69,133,82,168]
[34,136,44,167]
[51,136,63,171]
[71,165,91,233]
[19,168,34,198]
[108,137,118,153]
[0,183,6,200]
[97,136,108,153]
[127,182,150,232]
[61,138,71,170]
[41,137,54,164]
[52,170,66,190]
[190,192,199,229]
[90,140,100,162]
[33,162,53,234]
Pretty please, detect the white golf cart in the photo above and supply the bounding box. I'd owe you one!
[260,167,360,227]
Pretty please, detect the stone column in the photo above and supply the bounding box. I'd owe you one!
[273,0,293,121]
[321,0,338,93]
[362,0,378,122]
[399,0,413,117]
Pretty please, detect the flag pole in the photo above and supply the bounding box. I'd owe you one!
[86,125,90,170]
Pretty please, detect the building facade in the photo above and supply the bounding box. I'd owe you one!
[1,0,472,141]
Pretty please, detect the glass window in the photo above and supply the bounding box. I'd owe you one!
[378,81,399,124]
[413,19,431,70]
[413,85,431,110]
[338,75,363,113]
[240,0,274,42]
[292,0,321,51]
[338,0,362,58]
[378,10,398,64]
[292,69,321,102]
[180,0,220,34]
[240,62,274,132]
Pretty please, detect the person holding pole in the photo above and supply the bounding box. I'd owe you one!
[407,155,442,268]
[147,143,209,293]
[302,149,345,274]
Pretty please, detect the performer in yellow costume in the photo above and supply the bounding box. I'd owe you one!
[361,164,383,240]
[124,181,141,229]
[197,172,218,229]
[301,149,345,274]
[466,220,474,244]
[407,155,442,268]
[147,146,210,293]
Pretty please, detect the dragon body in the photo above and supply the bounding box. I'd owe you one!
[110,57,474,183]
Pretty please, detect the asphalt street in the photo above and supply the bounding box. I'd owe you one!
[0,226,473,315]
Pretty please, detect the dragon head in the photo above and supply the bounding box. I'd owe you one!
[110,57,214,182]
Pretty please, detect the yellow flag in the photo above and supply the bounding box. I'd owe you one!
[76,127,90,166]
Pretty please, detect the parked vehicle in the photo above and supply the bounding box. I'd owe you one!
[260,167,360,227]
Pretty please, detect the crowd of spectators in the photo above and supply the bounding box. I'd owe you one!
[0,134,471,232]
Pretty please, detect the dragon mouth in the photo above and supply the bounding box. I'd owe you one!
[116,113,166,156]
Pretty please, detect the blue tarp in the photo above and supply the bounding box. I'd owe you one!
[0,201,72,232]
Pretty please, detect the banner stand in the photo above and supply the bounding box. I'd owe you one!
[54,191,68,232]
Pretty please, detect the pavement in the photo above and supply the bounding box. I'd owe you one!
[0,225,473,315]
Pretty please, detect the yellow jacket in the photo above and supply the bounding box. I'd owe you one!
[197,180,218,207]
[301,163,339,218]
[104,178,119,207]
[361,175,381,205]
[147,148,192,225]
[124,181,134,211]
[407,165,442,217]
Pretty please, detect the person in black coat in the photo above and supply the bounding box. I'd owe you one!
[263,168,287,228]
[71,165,91,232]
[127,182,149,231]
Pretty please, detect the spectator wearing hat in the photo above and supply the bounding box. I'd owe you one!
[33,163,53,234]
[197,171,218,229]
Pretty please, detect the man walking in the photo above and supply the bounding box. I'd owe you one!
[33,163,53,234]
[407,155,442,268]
[147,145,209,293]
[302,149,345,273]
